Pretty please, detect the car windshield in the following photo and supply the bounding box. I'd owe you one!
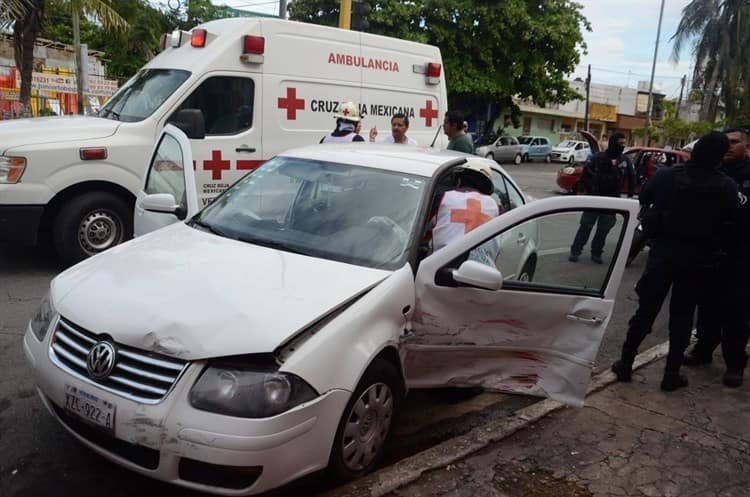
[97,69,190,122]
[517,136,533,144]
[558,140,577,148]
[192,157,428,270]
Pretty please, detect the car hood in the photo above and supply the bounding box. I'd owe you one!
[51,223,390,360]
[0,116,119,153]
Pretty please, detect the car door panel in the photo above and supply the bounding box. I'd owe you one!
[405,196,638,406]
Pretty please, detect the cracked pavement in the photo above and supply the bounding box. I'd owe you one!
[384,357,750,497]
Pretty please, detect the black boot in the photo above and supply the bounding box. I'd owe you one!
[611,360,633,382]
[723,369,744,388]
[683,346,713,366]
[661,371,688,391]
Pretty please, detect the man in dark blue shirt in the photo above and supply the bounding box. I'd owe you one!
[612,132,738,391]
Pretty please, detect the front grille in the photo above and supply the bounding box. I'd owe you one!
[50,317,188,404]
[50,400,160,470]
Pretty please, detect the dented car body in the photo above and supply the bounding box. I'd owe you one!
[24,138,638,495]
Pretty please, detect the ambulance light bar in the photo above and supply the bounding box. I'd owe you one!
[170,30,188,48]
[427,63,441,85]
[191,29,207,48]
[240,35,265,64]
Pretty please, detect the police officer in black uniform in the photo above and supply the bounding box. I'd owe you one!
[611,132,738,391]
[684,126,750,386]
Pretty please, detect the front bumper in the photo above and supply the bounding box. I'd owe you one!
[0,204,44,244]
[24,321,350,496]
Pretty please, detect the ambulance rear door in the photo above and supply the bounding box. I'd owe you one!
[261,22,363,156]
[360,33,447,148]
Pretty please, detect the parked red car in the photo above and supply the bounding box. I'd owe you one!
[556,147,691,194]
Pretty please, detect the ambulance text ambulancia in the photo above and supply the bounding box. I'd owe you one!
[0,17,447,264]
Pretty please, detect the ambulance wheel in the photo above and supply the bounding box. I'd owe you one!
[514,153,522,165]
[328,358,402,482]
[53,192,132,266]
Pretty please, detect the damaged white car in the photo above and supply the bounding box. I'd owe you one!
[24,124,637,495]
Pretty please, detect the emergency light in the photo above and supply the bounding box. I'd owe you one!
[170,30,185,48]
[427,63,442,85]
[191,29,207,48]
[240,35,265,64]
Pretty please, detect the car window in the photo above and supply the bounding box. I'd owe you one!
[144,133,186,210]
[504,177,524,209]
[575,143,583,150]
[541,138,549,145]
[530,139,539,146]
[174,76,254,135]
[490,170,511,212]
[465,209,628,294]
[518,136,532,145]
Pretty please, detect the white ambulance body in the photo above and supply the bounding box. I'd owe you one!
[0,17,448,264]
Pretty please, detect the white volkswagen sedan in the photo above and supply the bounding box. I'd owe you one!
[24,126,637,495]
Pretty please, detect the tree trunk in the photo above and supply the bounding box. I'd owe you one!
[12,2,43,118]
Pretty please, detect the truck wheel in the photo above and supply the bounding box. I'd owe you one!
[53,192,132,265]
[328,358,402,482]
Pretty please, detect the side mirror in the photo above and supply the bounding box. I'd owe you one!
[142,193,180,214]
[452,260,503,290]
[168,109,206,139]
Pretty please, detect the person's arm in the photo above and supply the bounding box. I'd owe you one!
[579,158,595,194]
[624,157,636,198]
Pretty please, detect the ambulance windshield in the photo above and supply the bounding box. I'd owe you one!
[98,69,190,122]
[192,157,428,270]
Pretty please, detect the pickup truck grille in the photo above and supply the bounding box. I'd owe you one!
[49,317,188,404]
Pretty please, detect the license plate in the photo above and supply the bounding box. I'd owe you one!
[64,384,116,434]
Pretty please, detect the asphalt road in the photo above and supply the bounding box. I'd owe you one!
[0,160,669,497]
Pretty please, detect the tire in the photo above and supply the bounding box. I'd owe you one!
[53,191,133,266]
[328,358,402,482]
[485,152,496,162]
[545,154,551,164]
[522,153,529,163]
[514,153,522,165]
[518,256,536,282]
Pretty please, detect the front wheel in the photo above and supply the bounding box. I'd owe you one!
[53,192,133,266]
[522,153,529,163]
[514,153,522,165]
[328,358,402,482]
[545,154,551,163]
[485,152,496,162]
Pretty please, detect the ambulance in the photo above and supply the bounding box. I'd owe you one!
[0,17,448,264]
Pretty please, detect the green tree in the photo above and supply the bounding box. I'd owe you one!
[289,0,590,132]
[4,0,45,116]
[671,0,750,123]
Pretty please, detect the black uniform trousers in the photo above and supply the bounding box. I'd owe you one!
[694,257,750,370]
[621,246,717,372]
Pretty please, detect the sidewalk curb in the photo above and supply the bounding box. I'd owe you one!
[323,341,670,497]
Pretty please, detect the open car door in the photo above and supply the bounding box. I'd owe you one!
[134,123,199,236]
[405,195,638,406]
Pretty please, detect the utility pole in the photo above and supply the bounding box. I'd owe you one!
[279,0,287,19]
[339,0,352,29]
[584,64,591,132]
[675,74,686,120]
[642,0,665,146]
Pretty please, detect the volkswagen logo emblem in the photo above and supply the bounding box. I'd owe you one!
[86,341,117,380]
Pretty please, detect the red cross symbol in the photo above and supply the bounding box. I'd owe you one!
[342,107,350,116]
[278,87,305,120]
[451,198,491,233]
[203,150,231,180]
[419,100,438,127]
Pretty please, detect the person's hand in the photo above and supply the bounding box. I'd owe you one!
[369,126,378,142]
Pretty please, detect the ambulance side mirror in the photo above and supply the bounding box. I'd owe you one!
[168,109,206,139]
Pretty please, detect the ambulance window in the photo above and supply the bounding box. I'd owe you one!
[175,76,254,135]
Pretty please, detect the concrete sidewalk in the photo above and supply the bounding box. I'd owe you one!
[379,356,750,497]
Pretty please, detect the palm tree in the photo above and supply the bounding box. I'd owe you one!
[671,0,750,123]
[2,0,45,117]
[51,0,127,114]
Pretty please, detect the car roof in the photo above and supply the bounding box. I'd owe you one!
[278,143,481,177]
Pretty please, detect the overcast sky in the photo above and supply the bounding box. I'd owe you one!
[166,0,697,99]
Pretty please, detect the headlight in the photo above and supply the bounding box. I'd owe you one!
[189,361,318,418]
[30,292,55,341]
[0,156,26,184]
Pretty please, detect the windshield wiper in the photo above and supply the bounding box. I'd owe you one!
[236,235,305,255]
[189,218,232,238]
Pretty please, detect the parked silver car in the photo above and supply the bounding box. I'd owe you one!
[476,136,524,165]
